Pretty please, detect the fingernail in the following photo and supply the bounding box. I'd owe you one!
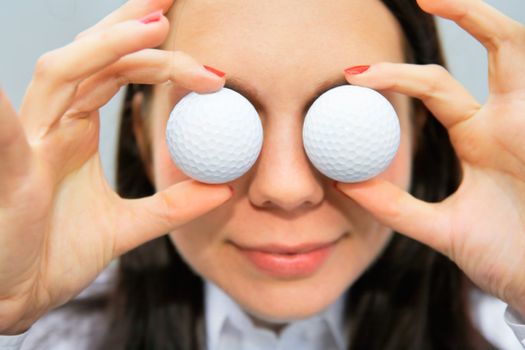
[203,65,226,78]
[139,10,163,24]
[228,185,235,196]
[344,65,370,75]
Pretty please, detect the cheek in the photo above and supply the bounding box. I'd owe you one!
[147,108,227,272]
[151,99,413,321]
[337,96,413,271]
[379,95,413,190]
[151,127,190,191]
[381,131,412,189]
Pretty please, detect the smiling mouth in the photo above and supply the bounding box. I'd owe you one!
[233,235,345,254]
[230,233,348,278]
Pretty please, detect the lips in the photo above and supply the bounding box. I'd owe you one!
[239,240,336,254]
[231,235,344,278]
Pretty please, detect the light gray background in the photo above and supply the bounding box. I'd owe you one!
[1,1,525,349]
[1,0,524,187]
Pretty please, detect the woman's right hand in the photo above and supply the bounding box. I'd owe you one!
[0,0,231,335]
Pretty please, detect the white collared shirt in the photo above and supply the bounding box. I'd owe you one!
[1,267,525,349]
[205,282,348,350]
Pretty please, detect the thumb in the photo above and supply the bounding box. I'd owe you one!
[0,88,31,185]
[336,178,451,253]
[112,180,233,257]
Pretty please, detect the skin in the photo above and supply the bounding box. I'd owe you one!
[1,0,525,337]
[133,0,413,325]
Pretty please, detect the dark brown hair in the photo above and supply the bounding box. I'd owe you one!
[86,1,498,349]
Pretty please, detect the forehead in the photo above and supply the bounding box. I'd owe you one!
[165,0,405,109]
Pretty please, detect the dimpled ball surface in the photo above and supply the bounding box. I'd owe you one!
[303,85,400,183]
[166,88,263,184]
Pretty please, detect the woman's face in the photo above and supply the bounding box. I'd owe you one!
[139,0,413,323]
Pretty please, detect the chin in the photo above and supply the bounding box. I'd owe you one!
[212,266,355,323]
[244,299,337,323]
[202,235,379,323]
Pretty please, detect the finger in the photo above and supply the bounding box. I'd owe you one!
[20,15,169,137]
[417,0,524,51]
[0,88,31,190]
[335,179,451,254]
[69,50,225,115]
[345,63,481,130]
[417,0,525,94]
[113,180,233,257]
[77,0,173,39]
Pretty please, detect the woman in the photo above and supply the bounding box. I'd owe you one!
[0,0,524,349]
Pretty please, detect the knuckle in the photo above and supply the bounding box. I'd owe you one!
[74,30,88,41]
[370,62,397,90]
[387,80,401,92]
[34,51,60,80]
[96,30,114,48]
[115,73,130,87]
[486,23,524,51]
[34,50,75,84]
[154,191,179,223]
[501,22,523,43]
[374,62,391,71]
[100,27,114,41]
[423,64,449,96]
[170,50,186,60]
[167,51,186,80]
[509,23,525,47]
[94,29,124,61]
[92,29,118,55]
[171,50,196,67]
[426,64,448,78]
[169,50,189,68]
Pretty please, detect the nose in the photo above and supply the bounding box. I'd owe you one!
[247,113,325,211]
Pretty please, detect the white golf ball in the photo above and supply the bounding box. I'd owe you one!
[303,85,400,183]
[166,88,263,184]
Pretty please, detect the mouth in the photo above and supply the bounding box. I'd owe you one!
[230,233,347,279]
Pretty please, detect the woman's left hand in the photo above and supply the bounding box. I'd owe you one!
[338,0,525,314]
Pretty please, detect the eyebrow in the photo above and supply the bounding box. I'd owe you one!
[224,75,349,114]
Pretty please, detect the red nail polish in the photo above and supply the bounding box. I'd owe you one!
[344,65,370,75]
[203,65,226,78]
[139,10,163,24]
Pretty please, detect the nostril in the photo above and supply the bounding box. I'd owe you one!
[261,200,273,208]
[261,199,317,211]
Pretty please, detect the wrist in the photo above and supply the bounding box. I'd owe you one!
[0,325,31,336]
[0,315,35,336]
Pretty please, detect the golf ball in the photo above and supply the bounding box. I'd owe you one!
[166,88,263,184]
[303,85,400,183]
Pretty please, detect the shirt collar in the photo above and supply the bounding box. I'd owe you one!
[205,281,348,350]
